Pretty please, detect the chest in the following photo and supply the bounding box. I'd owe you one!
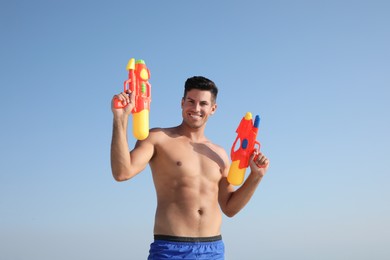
[152,139,225,182]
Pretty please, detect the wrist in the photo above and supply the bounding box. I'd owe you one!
[113,114,129,129]
[248,171,263,183]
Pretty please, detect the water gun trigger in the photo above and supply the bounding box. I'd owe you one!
[254,140,261,152]
[252,147,266,169]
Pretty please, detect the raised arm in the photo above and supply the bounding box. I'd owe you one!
[110,92,154,182]
[219,152,269,217]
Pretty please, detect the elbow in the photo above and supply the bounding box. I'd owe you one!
[113,175,128,182]
[112,169,131,182]
[111,162,134,182]
[224,210,238,218]
[222,206,239,218]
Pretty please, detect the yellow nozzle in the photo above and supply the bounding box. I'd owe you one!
[244,112,252,120]
[126,58,135,70]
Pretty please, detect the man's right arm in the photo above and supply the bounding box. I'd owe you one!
[110,93,154,181]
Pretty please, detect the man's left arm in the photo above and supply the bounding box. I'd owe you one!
[219,152,269,217]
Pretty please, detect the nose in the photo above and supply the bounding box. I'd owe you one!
[193,102,201,111]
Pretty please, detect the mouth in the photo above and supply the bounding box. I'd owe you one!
[188,112,203,119]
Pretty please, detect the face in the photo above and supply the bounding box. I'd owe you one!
[181,89,217,129]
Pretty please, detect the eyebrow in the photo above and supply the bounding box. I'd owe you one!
[186,97,210,104]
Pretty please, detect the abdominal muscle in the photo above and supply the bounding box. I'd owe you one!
[153,183,223,237]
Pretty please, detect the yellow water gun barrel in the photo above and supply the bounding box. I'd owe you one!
[227,160,246,186]
[133,110,149,140]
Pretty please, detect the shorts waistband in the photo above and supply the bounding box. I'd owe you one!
[154,234,222,243]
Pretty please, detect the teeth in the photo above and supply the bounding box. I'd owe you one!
[190,113,202,118]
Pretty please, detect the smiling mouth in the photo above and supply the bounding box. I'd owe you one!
[189,113,203,119]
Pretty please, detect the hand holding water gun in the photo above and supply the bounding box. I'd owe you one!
[227,112,267,186]
[113,58,151,140]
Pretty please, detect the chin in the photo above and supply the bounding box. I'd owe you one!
[185,120,204,129]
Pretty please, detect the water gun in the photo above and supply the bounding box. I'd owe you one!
[227,112,262,186]
[114,58,151,140]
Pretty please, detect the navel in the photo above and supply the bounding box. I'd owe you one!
[197,209,204,215]
[176,161,182,166]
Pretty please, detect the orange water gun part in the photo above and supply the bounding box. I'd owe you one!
[227,112,261,186]
[114,58,151,140]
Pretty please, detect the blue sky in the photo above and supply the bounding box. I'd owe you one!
[1,0,389,259]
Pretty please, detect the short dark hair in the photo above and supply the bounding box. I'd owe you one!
[183,76,218,103]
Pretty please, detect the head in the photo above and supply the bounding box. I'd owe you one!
[181,76,218,129]
[183,76,218,104]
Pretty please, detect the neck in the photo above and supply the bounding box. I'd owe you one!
[177,122,207,142]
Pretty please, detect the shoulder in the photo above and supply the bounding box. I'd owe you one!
[206,140,230,162]
[149,127,177,136]
[146,127,179,143]
[150,126,184,137]
[144,128,164,143]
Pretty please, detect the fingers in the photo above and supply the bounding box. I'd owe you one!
[113,90,136,110]
[113,91,131,106]
[253,152,269,168]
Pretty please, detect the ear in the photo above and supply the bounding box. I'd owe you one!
[210,103,217,115]
[181,97,184,108]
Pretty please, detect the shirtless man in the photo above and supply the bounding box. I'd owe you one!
[110,76,269,259]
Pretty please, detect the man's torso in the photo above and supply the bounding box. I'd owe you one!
[148,127,228,237]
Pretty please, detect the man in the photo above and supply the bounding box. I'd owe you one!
[111,76,269,259]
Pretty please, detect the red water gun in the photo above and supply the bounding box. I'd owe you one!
[227,112,262,186]
[114,58,151,140]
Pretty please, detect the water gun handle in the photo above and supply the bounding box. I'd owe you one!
[113,79,131,109]
[113,92,128,109]
[228,145,261,186]
[113,99,125,109]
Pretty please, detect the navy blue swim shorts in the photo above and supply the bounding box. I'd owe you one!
[148,234,225,259]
